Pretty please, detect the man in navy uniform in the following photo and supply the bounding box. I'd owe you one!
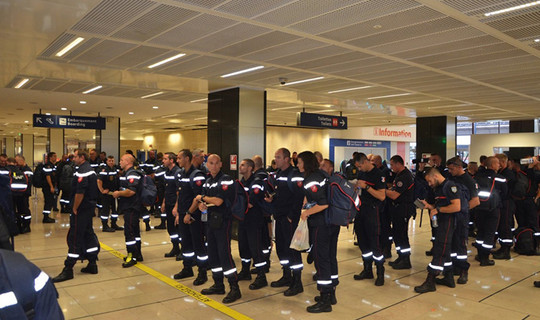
[52,149,100,282]
[41,152,57,223]
[97,156,122,232]
[161,152,182,259]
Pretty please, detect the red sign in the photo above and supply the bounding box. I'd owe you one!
[230,154,237,171]
[332,118,338,127]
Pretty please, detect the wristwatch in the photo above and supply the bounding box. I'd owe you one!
[201,195,205,202]
[365,185,371,191]
[436,207,441,214]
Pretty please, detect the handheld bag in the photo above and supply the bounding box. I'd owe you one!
[326,174,361,226]
[290,219,310,251]
[138,171,157,207]
[230,179,249,221]
[32,163,44,188]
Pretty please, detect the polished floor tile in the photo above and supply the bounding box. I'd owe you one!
[16,196,540,319]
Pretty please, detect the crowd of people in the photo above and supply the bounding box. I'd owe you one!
[0,148,539,315]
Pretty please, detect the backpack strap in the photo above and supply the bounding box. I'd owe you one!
[188,169,203,189]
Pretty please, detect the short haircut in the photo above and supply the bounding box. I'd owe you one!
[353,152,368,164]
[100,151,106,156]
[277,147,291,160]
[7,157,16,164]
[252,155,263,169]
[0,154,7,158]
[125,150,134,155]
[323,158,334,168]
[15,154,25,161]
[47,152,56,159]
[75,149,89,161]
[425,167,441,177]
[242,158,255,169]
[165,152,177,162]
[479,155,487,163]
[107,155,114,160]
[469,161,477,165]
[179,149,192,162]
[495,153,508,162]
[486,156,499,168]
[193,148,204,156]
[446,156,463,167]
[390,155,404,165]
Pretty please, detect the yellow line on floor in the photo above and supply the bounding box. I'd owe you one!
[100,242,253,320]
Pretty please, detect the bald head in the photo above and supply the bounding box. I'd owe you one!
[252,155,263,170]
[120,153,135,170]
[206,154,222,176]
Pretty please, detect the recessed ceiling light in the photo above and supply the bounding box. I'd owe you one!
[128,112,134,115]
[220,66,265,78]
[328,86,372,94]
[55,37,85,57]
[45,113,51,115]
[14,78,29,89]
[283,77,325,86]
[80,101,86,104]
[147,53,186,69]
[61,107,67,111]
[484,1,540,16]
[190,98,208,103]
[401,99,441,105]
[367,93,412,99]
[152,106,159,109]
[141,92,164,99]
[373,25,382,29]
[24,120,29,123]
[535,38,540,43]
[82,85,102,94]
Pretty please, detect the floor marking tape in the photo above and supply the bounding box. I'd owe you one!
[100,242,253,320]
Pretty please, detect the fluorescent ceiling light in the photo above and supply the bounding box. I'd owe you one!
[128,112,134,115]
[14,78,29,89]
[141,91,164,99]
[61,107,67,111]
[82,85,102,94]
[190,98,208,103]
[271,106,300,111]
[80,101,86,104]
[161,114,179,118]
[367,93,411,99]
[152,106,159,109]
[535,39,540,42]
[24,120,29,123]
[283,77,325,86]
[220,66,264,78]
[55,37,85,57]
[147,53,186,69]
[328,86,372,94]
[401,99,441,105]
[45,113,51,115]
[484,1,540,16]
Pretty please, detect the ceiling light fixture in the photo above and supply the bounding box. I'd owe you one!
[535,38,540,42]
[283,76,325,86]
[328,86,372,94]
[270,106,300,111]
[194,117,208,120]
[128,112,134,115]
[80,101,86,104]
[14,78,30,89]
[82,85,102,94]
[152,106,159,109]
[401,99,441,105]
[45,113,51,115]
[24,120,29,123]
[220,66,264,78]
[55,37,85,57]
[484,1,540,16]
[147,53,186,69]
[141,91,164,99]
[190,98,208,103]
[367,93,411,99]
[61,107,67,111]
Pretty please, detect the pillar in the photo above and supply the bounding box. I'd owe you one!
[207,87,266,177]
[47,128,64,155]
[416,116,456,163]
[21,134,34,167]
[96,117,120,161]
[4,137,15,157]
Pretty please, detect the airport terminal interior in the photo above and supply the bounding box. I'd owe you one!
[1,0,540,319]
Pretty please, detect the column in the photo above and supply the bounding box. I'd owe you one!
[4,137,16,157]
[47,128,64,155]
[96,116,120,161]
[416,116,456,163]
[208,87,266,177]
[21,134,34,167]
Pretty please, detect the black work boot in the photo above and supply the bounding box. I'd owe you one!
[354,259,374,280]
[21,220,31,234]
[388,254,402,267]
[249,269,268,290]
[145,220,151,231]
[154,219,167,229]
[122,253,138,268]
[52,266,74,283]
[414,272,437,293]
[237,262,252,281]
[271,267,292,288]
[492,246,511,260]
[315,288,337,305]
[457,269,468,285]
[81,261,98,274]
[102,221,115,232]
[392,255,412,270]
[164,245,181,258]
[111,220,124,231]
[479,250,495,266]
[375,264,385,286]
[307,292,332,313]
[42,215,56,223]
[435,270,456,288]
[222,282,241,303]
[193,268,208,286]
[201,282,226,295]
[174,267,194,279]
[284,272,303,296]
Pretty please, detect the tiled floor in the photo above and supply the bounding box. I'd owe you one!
[16,196,540,320]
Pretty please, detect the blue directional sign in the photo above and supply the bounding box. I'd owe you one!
[33,114,106,130]
[297,112,347,130]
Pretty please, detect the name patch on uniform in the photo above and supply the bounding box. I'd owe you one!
[451,186,458,193]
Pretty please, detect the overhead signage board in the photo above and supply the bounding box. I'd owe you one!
[33,114,106,130]
[297,112,347,130]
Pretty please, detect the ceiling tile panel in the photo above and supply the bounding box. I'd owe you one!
[29,79,65,91]
[427,49,530,69]
[171,0,228,9]
[108,46,171,68]
[158,56,226,75]
[290,51,372,70]
[215,0,297,18]
[268,45,352,66]
[213,31,300,56]
[72,40,138,65]
[241,38,328,61]
[183,23,270,52]
[53,82,91,93]
[184,60,255,77]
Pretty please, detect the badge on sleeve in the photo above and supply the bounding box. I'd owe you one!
[381,177,386,183]
[129,178,134,183]
[397,181,403,188]
[78,177,83,183]
[451,186,457,193]
[297,181,303,187]
[196,180,202,186]
[311,185,318,193]
[254,188,260,194]
[222,185,228,191]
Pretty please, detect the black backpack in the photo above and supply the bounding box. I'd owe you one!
[325,173,361,226]
[136,171,157,207]
[59,163,75,190]
[8,166,29,194]
[453,182,471,215]
[32,163,44,188]
[475,175,499,211]
[511,170,530,199]
[514,227,537,255]
[229,179,249,221]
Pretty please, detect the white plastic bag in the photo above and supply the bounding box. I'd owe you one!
[290,219,310,251]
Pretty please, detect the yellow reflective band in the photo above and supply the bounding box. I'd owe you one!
[99,242,252,320]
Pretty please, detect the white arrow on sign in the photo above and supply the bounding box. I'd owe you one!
[36,117,42,124]
[340,119,346,127]
[46,118,54,124]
